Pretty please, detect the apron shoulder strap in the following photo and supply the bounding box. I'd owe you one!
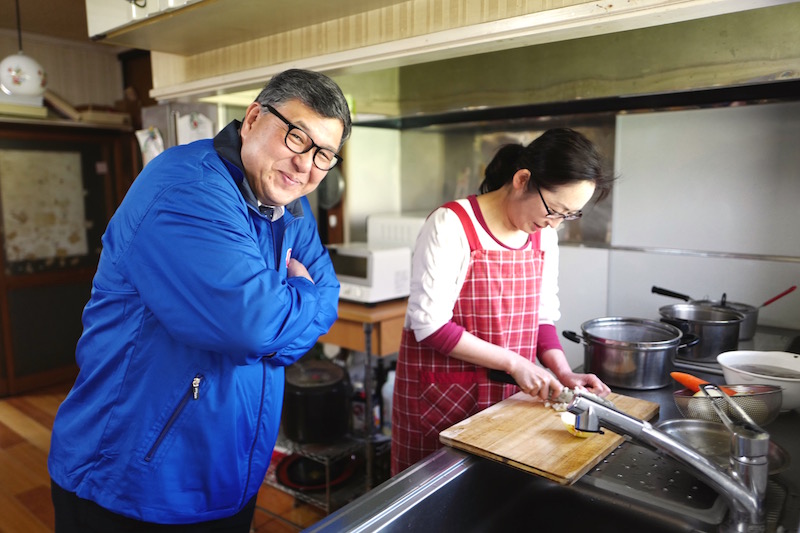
[442,201,481,252]
[442,199,542,252]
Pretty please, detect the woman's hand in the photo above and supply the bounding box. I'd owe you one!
[508,357,564,401]
[557,370,611,398]
[537,348,611,398]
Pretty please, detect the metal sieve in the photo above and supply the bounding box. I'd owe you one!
[673,384,783,426]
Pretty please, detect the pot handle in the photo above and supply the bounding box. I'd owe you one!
[678,333,700,351]
[652,286,693,301]
[562,330,585,344]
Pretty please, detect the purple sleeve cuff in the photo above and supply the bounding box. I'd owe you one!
[537,323,563,357]
[419,321,465,354]
[418,322,560,358]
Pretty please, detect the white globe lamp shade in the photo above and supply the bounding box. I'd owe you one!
[0,51,47,106]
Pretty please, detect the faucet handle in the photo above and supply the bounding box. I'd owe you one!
[731,426,770,460]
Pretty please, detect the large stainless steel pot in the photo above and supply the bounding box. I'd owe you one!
[658,303,744,362]
[563,317,696,390]
[652,286,757,340]
[716,286,797,340]
[698,300,757,341]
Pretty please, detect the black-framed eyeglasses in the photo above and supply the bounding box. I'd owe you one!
[263,104,343,171]
[535,184,583,221]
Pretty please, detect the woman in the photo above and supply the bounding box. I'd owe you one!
[391,128,613,475]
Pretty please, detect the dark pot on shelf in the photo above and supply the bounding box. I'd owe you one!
[283,359,351,444]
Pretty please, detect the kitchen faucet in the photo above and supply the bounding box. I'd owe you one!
[568,386,769,533]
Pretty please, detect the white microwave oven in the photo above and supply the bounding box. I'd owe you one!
[326,242,411,304]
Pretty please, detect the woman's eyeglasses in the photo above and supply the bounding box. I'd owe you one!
[535,184,583,221]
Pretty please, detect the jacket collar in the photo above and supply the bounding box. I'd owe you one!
[213,120,304,220]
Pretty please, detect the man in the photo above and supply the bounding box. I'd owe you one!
[48,69,350,532]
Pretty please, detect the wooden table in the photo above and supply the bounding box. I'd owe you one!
[319,298,408,489]
[319,299,407,356]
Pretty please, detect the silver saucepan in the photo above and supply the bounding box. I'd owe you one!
[658,303,744,362]
[652,286,757,340]
[563,317,699,390]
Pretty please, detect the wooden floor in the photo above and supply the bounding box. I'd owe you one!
[0,382,326,533]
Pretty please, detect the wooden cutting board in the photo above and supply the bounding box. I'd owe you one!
[439,391,659,485]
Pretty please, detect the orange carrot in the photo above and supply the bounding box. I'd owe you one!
[670,372,736,395]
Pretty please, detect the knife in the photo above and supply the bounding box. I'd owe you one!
[488,369,616,409]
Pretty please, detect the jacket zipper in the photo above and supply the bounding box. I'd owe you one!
[270,218,283,271]
[272,213,299,272]
[145,374,203,462]
[239,360,267,507]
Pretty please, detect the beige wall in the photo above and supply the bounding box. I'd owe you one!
[333,69,402,118]
[394,4,800,115]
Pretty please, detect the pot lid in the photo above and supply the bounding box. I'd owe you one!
[694,300,757,313]
[582,317,682,346]
[659,303,744,324]
[318,166,345,209]
[286,359,346,388]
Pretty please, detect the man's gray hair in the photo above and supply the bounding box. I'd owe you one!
[255,69,352,149]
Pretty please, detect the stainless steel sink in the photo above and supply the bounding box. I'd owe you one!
[305,444,789,533]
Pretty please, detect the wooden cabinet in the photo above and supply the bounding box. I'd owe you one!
[0,119,139,396]
[85,0,407,56]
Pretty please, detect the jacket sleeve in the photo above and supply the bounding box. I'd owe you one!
[267,197,340,366]
[111,172,328,365]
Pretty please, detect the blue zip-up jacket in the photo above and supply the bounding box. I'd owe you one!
[47,121,339,523]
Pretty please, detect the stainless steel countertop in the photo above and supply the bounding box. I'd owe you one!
[306,326,800,532]
[607,362,800,531]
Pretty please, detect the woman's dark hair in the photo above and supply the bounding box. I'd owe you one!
[255,69,352,149]
[479,128,612,201]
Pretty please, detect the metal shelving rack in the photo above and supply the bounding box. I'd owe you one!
[262,434,365,514]
[261,299,406,517]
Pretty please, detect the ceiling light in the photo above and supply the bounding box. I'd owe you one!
[0,0,47,107]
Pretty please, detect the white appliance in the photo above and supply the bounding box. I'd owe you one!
[327,243,411,304]
[366,212,428,250]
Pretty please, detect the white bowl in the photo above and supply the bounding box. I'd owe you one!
[717,351,800,412]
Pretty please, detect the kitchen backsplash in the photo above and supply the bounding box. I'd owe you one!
[557,100,800,368]
[347,99,800,369]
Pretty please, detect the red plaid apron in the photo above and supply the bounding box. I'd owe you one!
[391,198,544,475]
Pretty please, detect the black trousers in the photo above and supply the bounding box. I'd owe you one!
[51,480,257,533]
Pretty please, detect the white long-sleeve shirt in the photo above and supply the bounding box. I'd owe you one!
[405,198,561,342]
